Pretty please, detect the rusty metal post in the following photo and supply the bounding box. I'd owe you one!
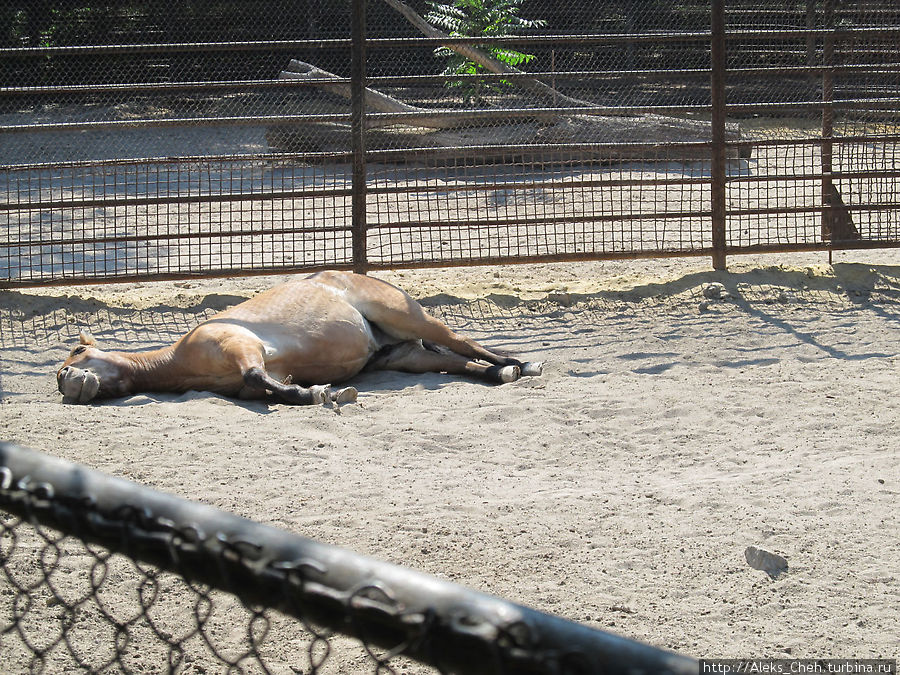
[710,0,728,270]
[805,0,817,74]
[821,0,835,263]
[351,0,368,273]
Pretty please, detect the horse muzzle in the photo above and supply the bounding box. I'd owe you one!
[57,366,101,404]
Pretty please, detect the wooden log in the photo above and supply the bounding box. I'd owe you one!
[377,0,744,149]
[266,117,743,162]
[281,60,424,117]
[268,0,749,160]
[276,59,741,140]
[279,60,472,129]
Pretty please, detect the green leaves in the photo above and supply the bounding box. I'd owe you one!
[425,0,546,105]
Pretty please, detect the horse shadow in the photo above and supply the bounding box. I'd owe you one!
[3,261,900,407]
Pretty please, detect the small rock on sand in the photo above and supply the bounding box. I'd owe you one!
[702,282,729,300]
[745,546,788,578]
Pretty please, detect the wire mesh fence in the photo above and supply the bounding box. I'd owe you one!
[723,1,900,254]
[0,442,698,674]
[2,0,898,287]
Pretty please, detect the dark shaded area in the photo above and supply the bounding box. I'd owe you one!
[2,1,898,91]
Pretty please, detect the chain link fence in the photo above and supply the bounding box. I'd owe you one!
[2,1,898,287]
[723,1,900,253]
[0,442,697,674]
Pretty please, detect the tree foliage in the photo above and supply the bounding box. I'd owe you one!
[425,0,546,104]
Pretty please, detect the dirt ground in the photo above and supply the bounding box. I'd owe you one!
[1,251,899,671]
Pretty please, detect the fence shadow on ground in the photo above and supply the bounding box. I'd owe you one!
[2,263,899,348]
[2,262,899,405]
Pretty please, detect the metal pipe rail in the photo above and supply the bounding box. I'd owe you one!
[5,62,900,100]
[0,442,698,675]
[3,28,899,58]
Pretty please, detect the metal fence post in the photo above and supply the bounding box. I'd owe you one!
[351,0,368,273]
[710,0,728,270]
[821,0,835,263]
[805,0,817,75]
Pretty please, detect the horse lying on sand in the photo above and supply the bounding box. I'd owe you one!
[57,271,543,405]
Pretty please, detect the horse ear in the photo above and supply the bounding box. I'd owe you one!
[79,330,97,346]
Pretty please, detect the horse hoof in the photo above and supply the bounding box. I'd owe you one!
[309,384,331,404]
[498,365,521,383]
[521,361,543,377]
[331,386,358,404]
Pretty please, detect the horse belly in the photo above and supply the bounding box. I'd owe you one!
[212,279,379,385]
[261,316,377,385]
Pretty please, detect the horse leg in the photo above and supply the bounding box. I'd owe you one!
[354,285,542,376]
[367,341,523,384]
[394,317,543,377]
[224,341,357,405]
[241,367,357,405]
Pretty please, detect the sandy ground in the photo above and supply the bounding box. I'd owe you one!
[1,251,899,671]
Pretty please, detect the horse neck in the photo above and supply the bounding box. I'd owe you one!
[120,344,182,392]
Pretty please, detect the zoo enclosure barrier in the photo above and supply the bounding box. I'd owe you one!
[0,442,698,674]
[1,0,899,287]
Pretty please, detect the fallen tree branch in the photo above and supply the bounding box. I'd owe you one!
[266,114,745,161]
[274,58,742,149]
[281,60,475,129]
[281,61,423,117]
[270,0,749,160]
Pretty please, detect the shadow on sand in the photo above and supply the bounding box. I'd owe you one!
[2,263,899,406]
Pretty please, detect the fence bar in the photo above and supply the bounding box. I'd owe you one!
[7,240,900,291]
[1,151,356,172]
[6,62,898,99]
[0,39,355,58]
[710,0,727,271]
[2,177,712,213]
[10,200,897,251]
[4,224,352,249]
[0,33,712,59]
[0,266,360,290]
[805,0,816,72]
[4,99,897,136]
[351,0,368,274]
[724,98,900,115]
[3,28,896,58]
[0,442,697,675]
[0,103,725,136]
[727,135,900,149]
[0,171,723,213]
[368,239,900,268]
[821,0,836,262]
[0,141,715,173]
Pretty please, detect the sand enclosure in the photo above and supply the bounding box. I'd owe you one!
[1,251,898,670]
